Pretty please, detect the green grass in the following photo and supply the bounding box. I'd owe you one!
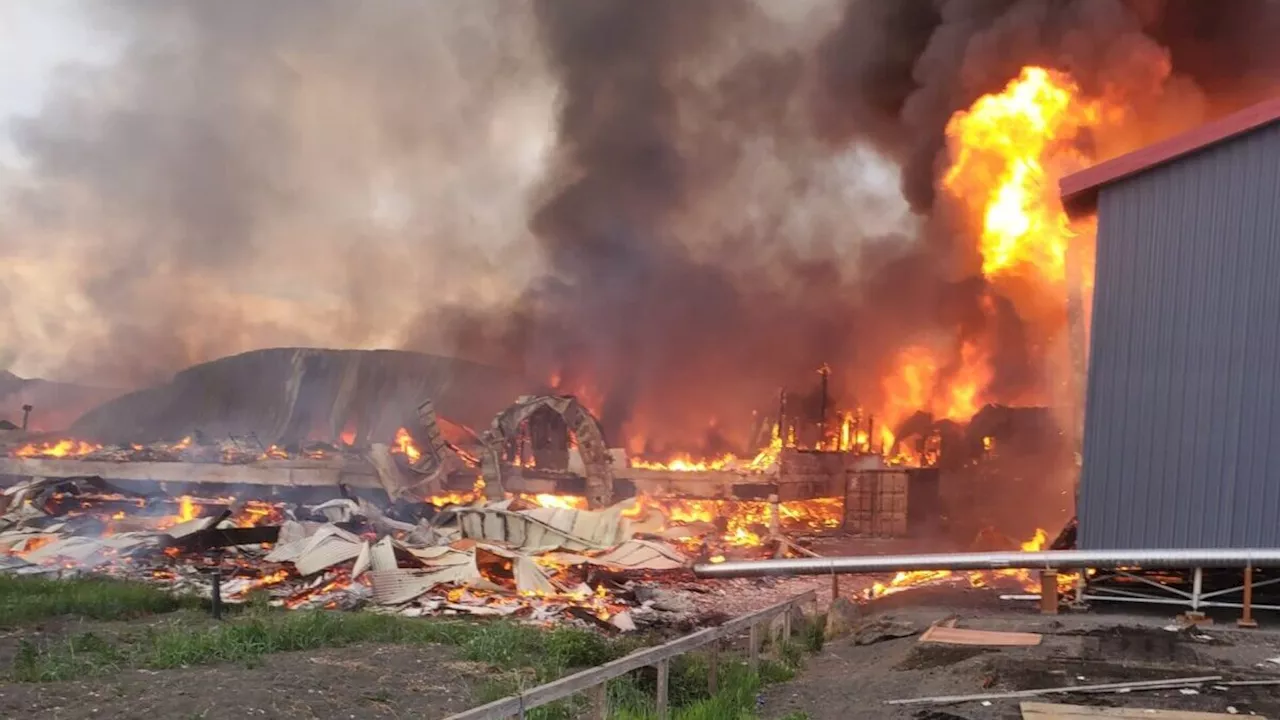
[10,609,628,683]
[459,617,822,720]
[0,574,200,627]
[4,575,823,720]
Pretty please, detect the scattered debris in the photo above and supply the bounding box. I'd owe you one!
[825,596,862,638]
[851,617,918,646]
[0,474,711,628]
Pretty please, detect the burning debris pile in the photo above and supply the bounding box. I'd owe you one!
[0,476,708,629]
[7,434,352,464]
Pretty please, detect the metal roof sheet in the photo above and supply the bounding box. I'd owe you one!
[1060,95,1280,217]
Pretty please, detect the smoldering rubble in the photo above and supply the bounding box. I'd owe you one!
[0,475,701,631]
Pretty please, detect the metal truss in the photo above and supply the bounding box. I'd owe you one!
[1082,567,1280,612]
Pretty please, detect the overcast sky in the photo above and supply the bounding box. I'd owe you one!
[0,1,114,158]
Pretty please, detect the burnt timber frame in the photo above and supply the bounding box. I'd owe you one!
[0,456,848,503]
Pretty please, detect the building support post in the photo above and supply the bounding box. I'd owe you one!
[1039,570,1059,614]
[1179,567,1210,625]
[1239,565,1259,628]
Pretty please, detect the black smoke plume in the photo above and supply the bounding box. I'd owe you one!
[815,0,1280,212]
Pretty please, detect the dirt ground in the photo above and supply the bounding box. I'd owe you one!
[0,643,485,720]
[760,586,1280,720]
[0,613,489,720]
[7,572,1280,720]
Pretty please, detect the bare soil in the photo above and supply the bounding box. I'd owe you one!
[760,587,1280,720]
[0,642,486,720]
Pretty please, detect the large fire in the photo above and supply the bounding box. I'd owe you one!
[943,66,1105,286]
[868,65,1113,456]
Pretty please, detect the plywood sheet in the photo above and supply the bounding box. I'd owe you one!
[919,625,1041,646]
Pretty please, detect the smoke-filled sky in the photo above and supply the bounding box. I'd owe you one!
[2,0,1278,451]
[0,0,909,387]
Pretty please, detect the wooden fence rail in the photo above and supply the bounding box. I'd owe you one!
[444,589,819,720]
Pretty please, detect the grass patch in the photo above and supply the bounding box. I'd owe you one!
[0,574,199,628]
[9,609,630,683]
[5,576,822,720]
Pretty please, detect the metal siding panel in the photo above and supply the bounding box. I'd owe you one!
[1080,122,1280,549]
[1245,148,1280,544]
[1143,169,1181,546]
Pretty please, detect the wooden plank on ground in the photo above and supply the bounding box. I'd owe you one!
[919,625,1041,646]
[886,676,1222,706]
[1021,702,1259,719]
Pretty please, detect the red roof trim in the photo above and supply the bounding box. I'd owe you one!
[1060,95,1280,216]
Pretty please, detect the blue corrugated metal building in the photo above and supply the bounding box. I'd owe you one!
[1061,97,1280,550]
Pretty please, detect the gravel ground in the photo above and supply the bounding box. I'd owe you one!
[759,586,1280,720]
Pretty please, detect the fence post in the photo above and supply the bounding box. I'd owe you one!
[707,639,720,695]
[586,682,608,720]
[749,622,761,672]
[656,659,670,720]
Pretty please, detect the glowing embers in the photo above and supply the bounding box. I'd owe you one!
[13,438,102,458]
[626,422,794,475]
[7,434,354,464]
[624,494,843,550]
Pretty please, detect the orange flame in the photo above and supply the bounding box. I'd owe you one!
[14,439,102,458]
[943,66,1104,286]
[869,66,1113,438]
[865,528,1076,599]
[630,424,784,475]
[392,427,422,463]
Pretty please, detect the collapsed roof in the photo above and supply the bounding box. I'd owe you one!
[69,348,533,447]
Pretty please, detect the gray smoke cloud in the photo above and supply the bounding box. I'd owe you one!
[1,0,557,386]
[419,0,921,452]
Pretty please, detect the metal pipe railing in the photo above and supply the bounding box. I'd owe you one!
[693,549,1280,579]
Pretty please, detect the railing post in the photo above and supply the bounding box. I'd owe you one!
[749,622,761,672]
[656,659,670,720]
[707,639,720,694]
[589,682,608,720]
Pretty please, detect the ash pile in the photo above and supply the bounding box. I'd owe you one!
[0,475,712,631]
